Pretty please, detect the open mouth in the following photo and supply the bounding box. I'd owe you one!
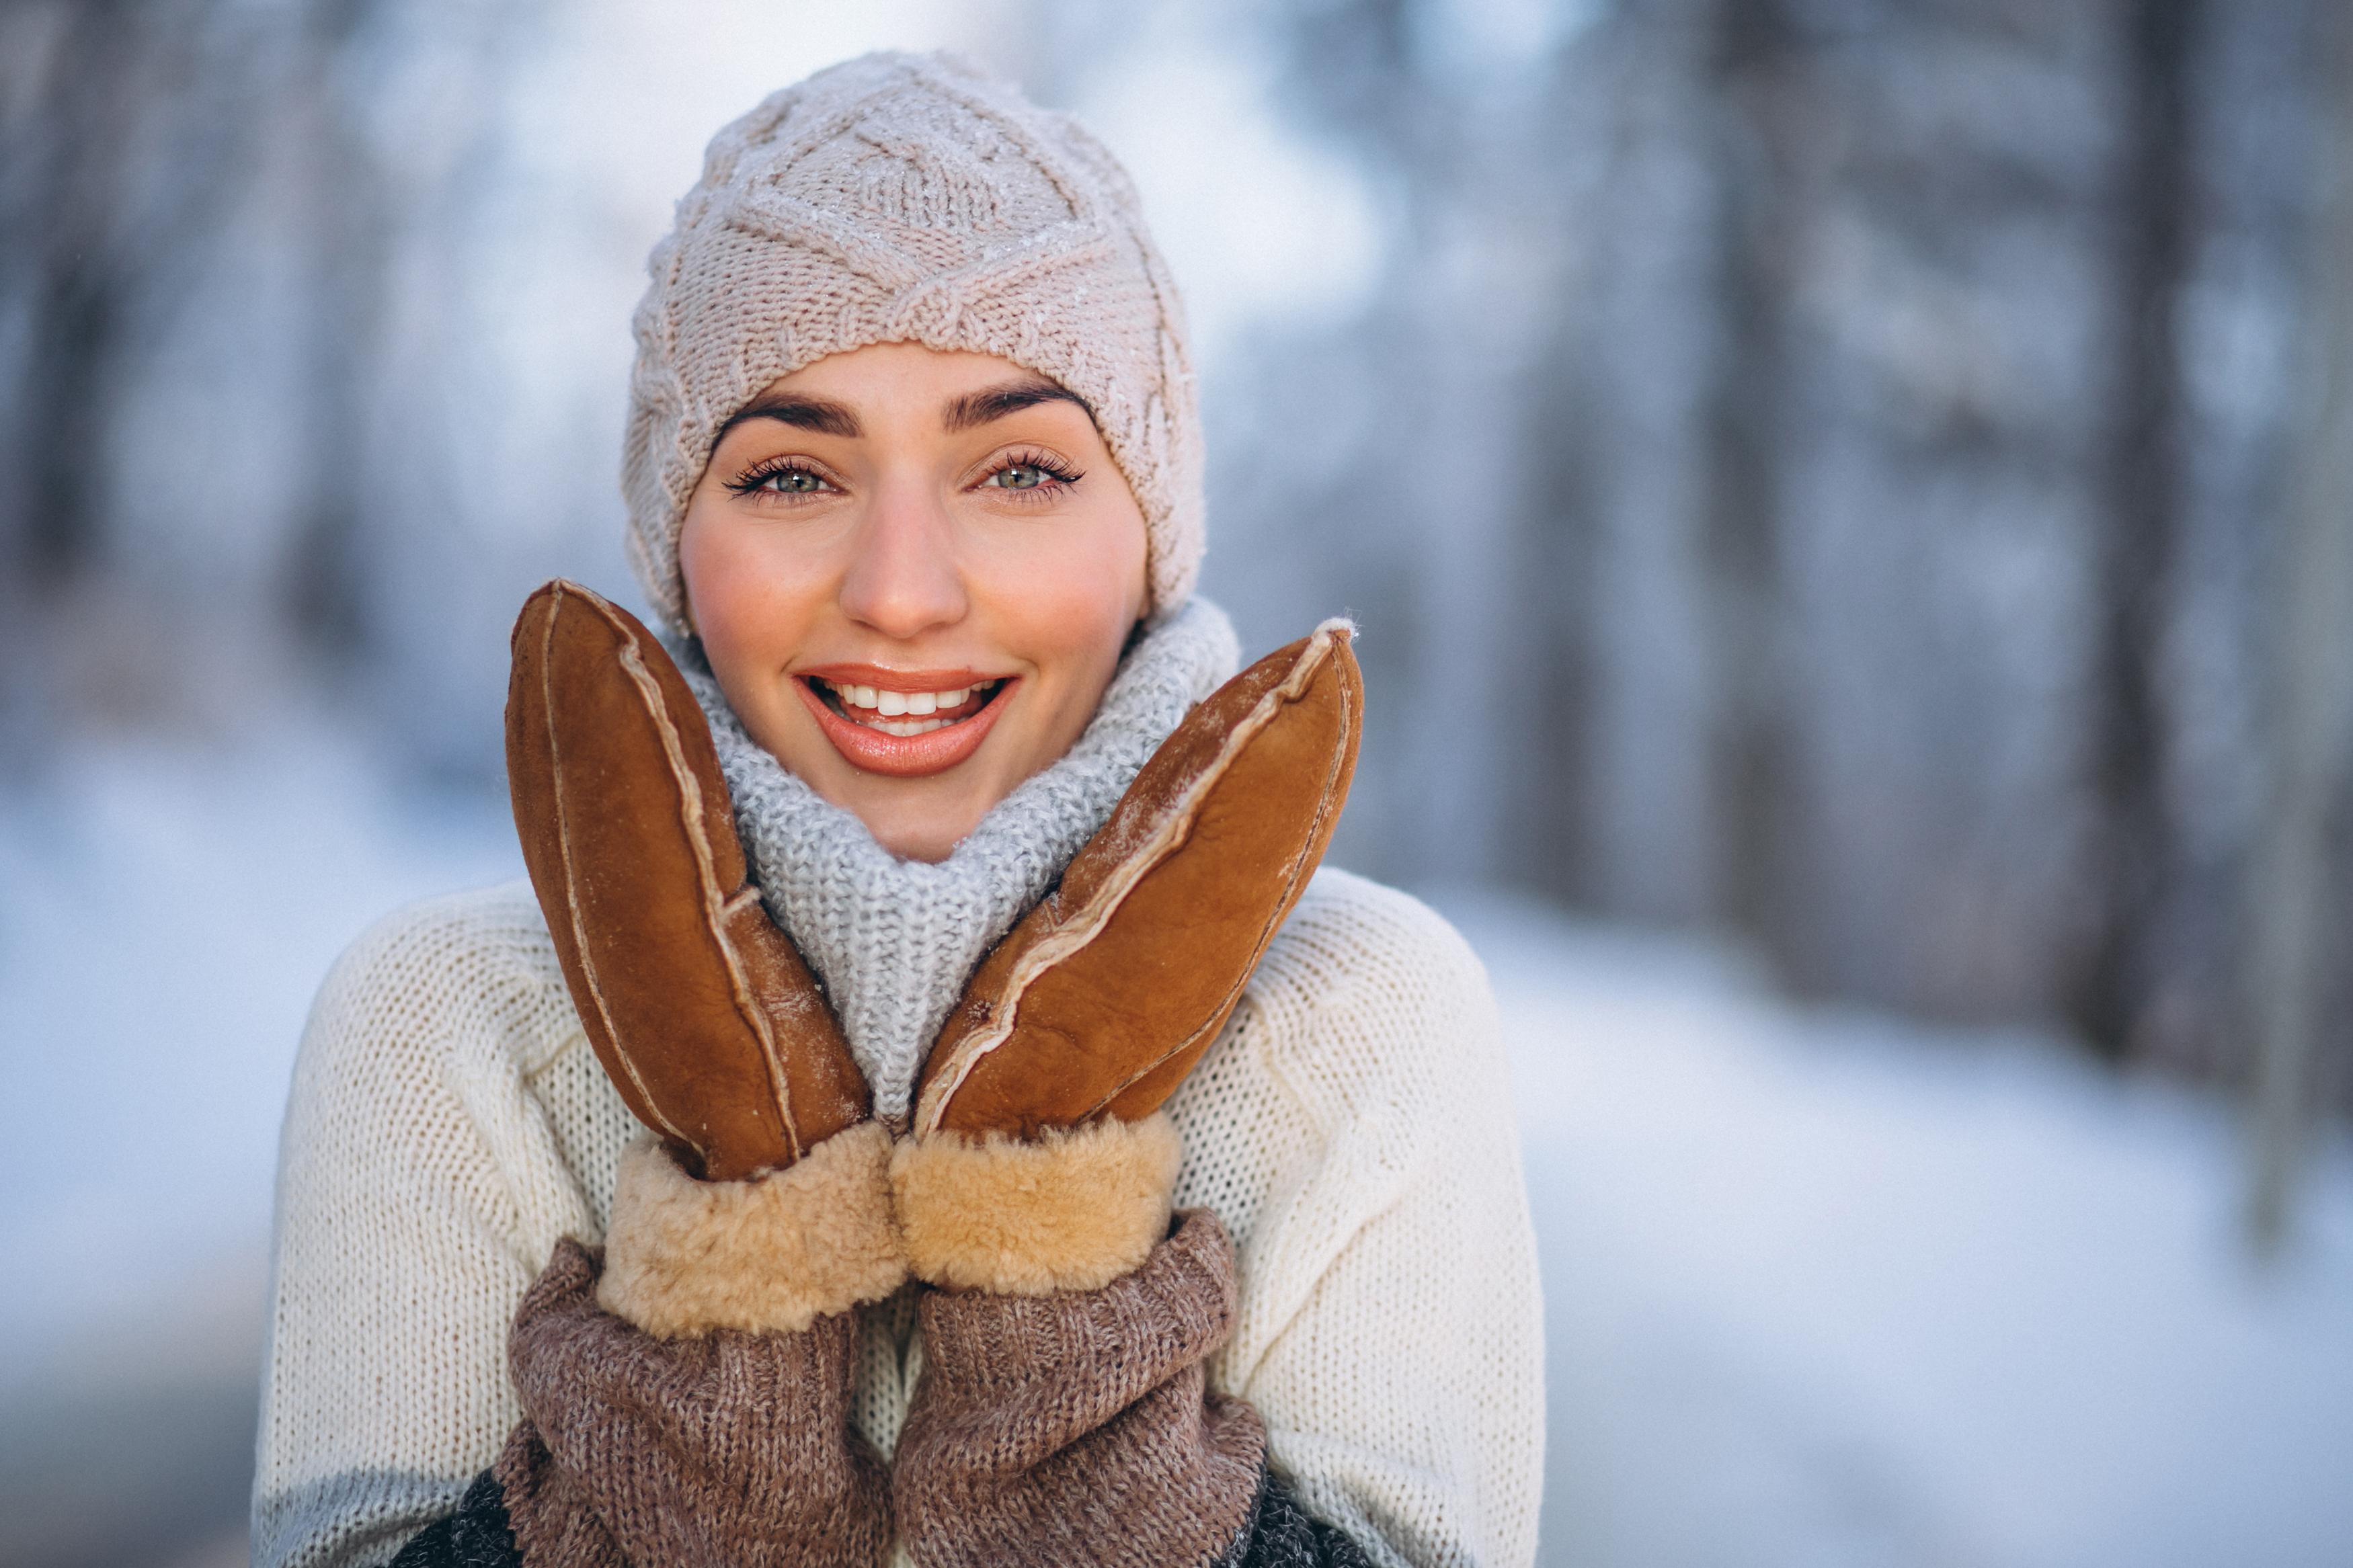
[807,676,1009,736]
[792,669,1018,778]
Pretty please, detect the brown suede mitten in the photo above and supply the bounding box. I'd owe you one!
[486,579,909,1566]
[891,1210,1267,1568]
[912,620,1361,1142]
[508,579,869,1182]
[883,622,1359,1566]
[495,1238,893,1568]
[892,622,1360,1298]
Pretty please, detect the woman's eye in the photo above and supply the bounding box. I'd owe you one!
[759,468,827,494]
[988,462,1049,490]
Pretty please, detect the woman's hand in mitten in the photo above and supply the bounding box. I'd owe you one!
[895,618,1360,1295]
[889,622,1366,1568]
[419,580,905,1566]
[397,1129,904,1568]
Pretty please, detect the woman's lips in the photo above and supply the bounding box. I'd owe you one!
[793,673,1016,778]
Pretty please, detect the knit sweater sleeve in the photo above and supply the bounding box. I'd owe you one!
[1167,870,1546,1568]
[253,884,600,1568]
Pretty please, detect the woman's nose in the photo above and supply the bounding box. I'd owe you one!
[836,478,969,639]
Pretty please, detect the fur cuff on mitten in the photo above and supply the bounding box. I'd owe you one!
[597,1122,906,1337]
[890,1111,1183,1295]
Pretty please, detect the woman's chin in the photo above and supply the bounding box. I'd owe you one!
[867,815,975,864]
[815,781,990,862]
[769,721,992,864]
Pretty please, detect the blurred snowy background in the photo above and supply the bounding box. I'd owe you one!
[3,0,2352,1564]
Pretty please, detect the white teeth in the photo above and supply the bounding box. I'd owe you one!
[825,677,1000,737]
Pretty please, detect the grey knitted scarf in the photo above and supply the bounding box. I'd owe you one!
[674,600,1240,1126]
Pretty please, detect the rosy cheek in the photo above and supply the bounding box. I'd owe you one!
[681,503,797,674]
[989,532,1142,719]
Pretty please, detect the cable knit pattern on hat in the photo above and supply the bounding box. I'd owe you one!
[623,50,1206,628]
[671,597,1239,1126]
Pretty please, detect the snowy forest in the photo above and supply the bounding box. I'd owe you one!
[4,1,2352,1565]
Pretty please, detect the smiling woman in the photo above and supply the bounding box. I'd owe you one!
[253,49,1542,1568]
[681,345,1149,858]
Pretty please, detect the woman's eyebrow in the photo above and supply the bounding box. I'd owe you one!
[943,380,1096,433]
[717,393,862,440]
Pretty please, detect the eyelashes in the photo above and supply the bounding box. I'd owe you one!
[721,448,1085,503]
[995,447,1083,483]
[980,447,1084,495]
[723,456,834,499]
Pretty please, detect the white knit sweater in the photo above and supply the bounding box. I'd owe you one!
[252,868,1544,1568]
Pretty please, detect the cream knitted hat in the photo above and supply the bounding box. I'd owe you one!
[621,51,1204,632]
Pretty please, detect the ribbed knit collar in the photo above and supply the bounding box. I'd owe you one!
[672,600,1240,1128]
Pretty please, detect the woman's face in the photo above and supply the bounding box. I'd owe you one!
[678,343,1150,862]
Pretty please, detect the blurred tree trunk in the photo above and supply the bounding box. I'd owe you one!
[280,0,396,661]
[1704,0,1800,941]
[2075,0,2202,1059]
[0,0,254,585]
[0,0,263,762]
[2245,1,2353,1247]
[3,0,144,588]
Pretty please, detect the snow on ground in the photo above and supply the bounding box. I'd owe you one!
[1437,890,2353,1568]
[1,730,2348,1567]
[0,725,520,1361]
[0,722,520,1568]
